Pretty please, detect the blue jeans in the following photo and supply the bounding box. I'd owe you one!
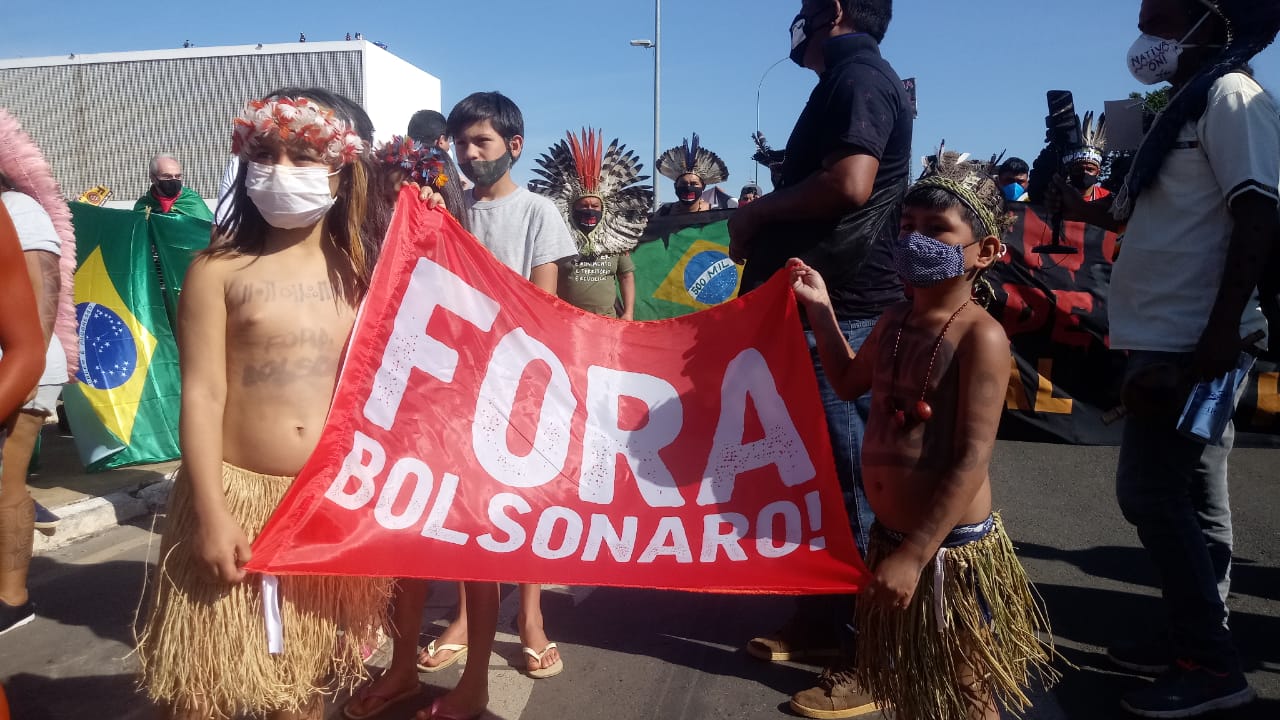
[796,318,878,654]
[1116,351,1238,672]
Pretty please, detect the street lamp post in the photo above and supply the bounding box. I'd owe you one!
[754,57,790,185]
[630,0,661,212]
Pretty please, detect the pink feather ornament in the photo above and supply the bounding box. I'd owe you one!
[0,109,79,381]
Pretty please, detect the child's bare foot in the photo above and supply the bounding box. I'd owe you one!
[417,619,468,670]
[342,667,421,719]
[517,611,562,676]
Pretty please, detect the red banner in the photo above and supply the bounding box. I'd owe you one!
[247,190,867,594]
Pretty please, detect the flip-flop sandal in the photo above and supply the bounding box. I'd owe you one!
[416,639,468,673]
[522,642,565,679]
[341,681,421,720]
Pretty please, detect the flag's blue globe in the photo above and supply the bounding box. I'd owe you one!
[684,251,739,306]
[75,302,138,390]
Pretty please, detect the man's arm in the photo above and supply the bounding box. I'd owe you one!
[618,252,637,321]
[618,271,636,321]
[23,250,59,343]
[729,152,880,263]
[1196,190,1280,378]
[530,262,558,294]
[1053,177,1124,232]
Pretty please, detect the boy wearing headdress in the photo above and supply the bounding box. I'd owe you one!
[791,153,1059,720]
[529,129,653,319]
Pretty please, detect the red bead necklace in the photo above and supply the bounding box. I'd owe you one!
[888,299,971,428]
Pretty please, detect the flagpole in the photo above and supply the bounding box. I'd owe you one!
[653,0,662,212]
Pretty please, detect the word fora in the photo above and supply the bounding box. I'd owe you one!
[322,256,827,561]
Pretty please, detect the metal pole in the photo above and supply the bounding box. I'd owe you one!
[653,0,662,212]
[755,57,789,185]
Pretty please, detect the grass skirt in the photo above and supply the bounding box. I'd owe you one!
[854,514,1060,720]
[136,463,390,718]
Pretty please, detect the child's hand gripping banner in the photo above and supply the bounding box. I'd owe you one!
[247,189,868,594]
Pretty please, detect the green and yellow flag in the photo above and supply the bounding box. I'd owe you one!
[62,203,209,471]
[632,216,742,321]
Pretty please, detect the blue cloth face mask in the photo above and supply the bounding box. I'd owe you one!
[892,231,979,288]
[1001,182,1027,202]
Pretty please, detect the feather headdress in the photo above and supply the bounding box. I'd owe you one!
[913,141,1015,238]
[656,133,729,185]
[752,131,786,170]
[0,109,79,380]
[1114,0,1280,219]
[1064,111,1107,166]
[529,128,654,256]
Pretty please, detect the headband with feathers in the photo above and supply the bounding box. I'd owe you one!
[1064,111,1107,166]
[913,141,1015,238]
[657,133,729,185]
[0,109,79,380]
[752,132,786,169]
[1114,0,1280,219]
[529,128,653,256]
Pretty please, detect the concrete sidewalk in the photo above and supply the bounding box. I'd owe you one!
[26,423,177,553]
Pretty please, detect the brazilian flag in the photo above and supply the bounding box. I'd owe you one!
[62,204,207,471]
[151,211,214,328]
[632,215,741,321]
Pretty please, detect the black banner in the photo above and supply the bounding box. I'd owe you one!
[991,204,1280,447]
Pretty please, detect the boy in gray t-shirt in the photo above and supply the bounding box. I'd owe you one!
[465,184,575,279]
[343,92,575,720]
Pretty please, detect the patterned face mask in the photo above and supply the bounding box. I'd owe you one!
[891,231,978,288]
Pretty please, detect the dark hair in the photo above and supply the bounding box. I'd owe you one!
[211,87,392,298]
[904,185,990,242]
[407,109,447,144]
[446,91,524,142]
[998,157,1029,176]
[840,0,893,43]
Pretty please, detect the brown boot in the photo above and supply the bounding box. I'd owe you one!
[789,663,881,719]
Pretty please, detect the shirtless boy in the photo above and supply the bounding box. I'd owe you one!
[790,155,1058,720]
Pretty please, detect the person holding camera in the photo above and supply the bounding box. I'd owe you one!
[1055,1,1280,716]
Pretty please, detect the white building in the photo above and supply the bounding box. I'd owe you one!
[0,41,441,208]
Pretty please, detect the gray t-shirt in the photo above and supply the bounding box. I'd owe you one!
[465,187,576,278]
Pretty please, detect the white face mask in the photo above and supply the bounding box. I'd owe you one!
[245,161,338,229]
[1127,11,1217,86]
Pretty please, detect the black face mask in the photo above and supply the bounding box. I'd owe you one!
[1069,172,1100,190]
[574,208,603,234]
[461,149,514,187]
[676,183,702,205]
[789,5,837,68]
[153,178,183,198]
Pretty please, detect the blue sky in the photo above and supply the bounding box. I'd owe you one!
[6,1,1279,203]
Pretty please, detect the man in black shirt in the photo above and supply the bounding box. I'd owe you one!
[729,1,911,717]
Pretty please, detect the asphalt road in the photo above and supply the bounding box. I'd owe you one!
[1,441,1276,720]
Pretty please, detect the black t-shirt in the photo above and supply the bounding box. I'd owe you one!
[740,33,912,321]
